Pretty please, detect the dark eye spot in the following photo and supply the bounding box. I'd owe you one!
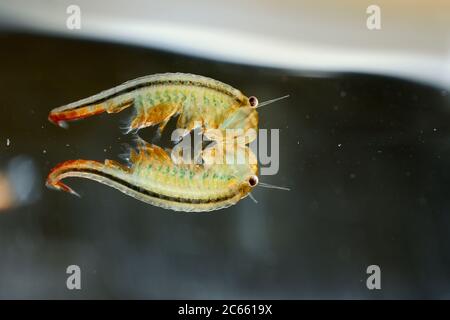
[248,175,258,187]
[249,96,258,108]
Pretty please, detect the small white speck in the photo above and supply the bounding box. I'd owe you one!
[6,138,10,147]
[66,144,70,147]
[297,141,300,145]
[337,143,342,148]
[42,149,47,154]
[104,149,107,152]
[433,128,437,132]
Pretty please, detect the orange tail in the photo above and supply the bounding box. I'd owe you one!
[46,159,129,197]
[48,104,107,127]
[48,98,134,128]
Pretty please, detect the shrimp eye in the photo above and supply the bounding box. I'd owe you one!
[248,96,258,108]
[248,175,259,187]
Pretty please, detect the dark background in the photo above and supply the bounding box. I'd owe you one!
[0,32,449,299]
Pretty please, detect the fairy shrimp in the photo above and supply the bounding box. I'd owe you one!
[46,139,259,212]
[48,73,259,138]
[46,73,290,211]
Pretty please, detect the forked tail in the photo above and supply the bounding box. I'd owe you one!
[48,95,134,127]
[46,159,130,197]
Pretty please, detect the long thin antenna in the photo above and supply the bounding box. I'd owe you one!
[256,95,290,108]
[259,182,290,191]
[248,192,258,203]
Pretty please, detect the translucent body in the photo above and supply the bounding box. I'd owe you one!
[46,73,259,212]
[46,140,257,212]
[48,73,258,136]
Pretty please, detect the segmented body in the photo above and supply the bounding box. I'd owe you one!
[46,73,259,212]
[48,73,258,136]
[46,140,257,212]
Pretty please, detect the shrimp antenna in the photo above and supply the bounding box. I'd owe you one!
[258,182,290,191]
[256,95,290,108]
[248,192,258,204]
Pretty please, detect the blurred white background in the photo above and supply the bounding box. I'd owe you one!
[0,0,449,88]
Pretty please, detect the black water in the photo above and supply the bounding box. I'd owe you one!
[0,32,449,298]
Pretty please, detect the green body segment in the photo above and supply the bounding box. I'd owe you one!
[132,84,245,131]
[48,73,257,135]
[46,142,257,212]
[130,161,247,201]
[46,73,259,212]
